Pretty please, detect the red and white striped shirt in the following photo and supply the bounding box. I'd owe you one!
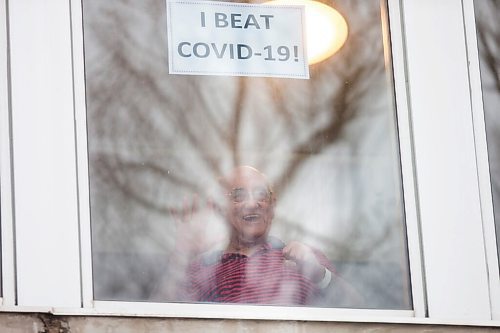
[182,240,334,305]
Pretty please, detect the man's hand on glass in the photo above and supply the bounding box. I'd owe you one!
[282,240,327,284]
[169,194,220,256]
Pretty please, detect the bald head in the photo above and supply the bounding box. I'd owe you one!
[222,166,271,191]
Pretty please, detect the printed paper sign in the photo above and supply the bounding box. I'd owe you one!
[166,0,309,79]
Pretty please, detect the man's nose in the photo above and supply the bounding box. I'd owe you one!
[243,194,260,206]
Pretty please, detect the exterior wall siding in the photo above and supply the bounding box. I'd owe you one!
[0,314,498,333]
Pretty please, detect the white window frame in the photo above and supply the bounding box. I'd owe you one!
[3,0,82,309]
[0,0,15,308]
[463,0,500,320]
[0,0,499,326]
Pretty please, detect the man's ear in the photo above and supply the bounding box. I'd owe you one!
[269,194,276,219]
[270,191,277,206]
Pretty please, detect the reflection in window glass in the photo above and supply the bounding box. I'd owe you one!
[83,0,411,309]
[474,0,500,261]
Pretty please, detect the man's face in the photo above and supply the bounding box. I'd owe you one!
[224,167,275,243]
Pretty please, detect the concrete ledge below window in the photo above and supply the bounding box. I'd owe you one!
[0,312,499,333]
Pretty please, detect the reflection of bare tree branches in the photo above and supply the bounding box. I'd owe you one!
[274,70,357,194]
[91,154,201,214]
[476,1,500,93]
[86,0,386,215]
[279,212,395,261]
[85,0,395,254]
[230,77,247,166]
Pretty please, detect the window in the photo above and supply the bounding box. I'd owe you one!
[83,0,411,309]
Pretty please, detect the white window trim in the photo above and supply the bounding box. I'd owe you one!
[70,0,93,310]
[0,0,16,308]
[462,0,500,320]
[0,0,499,326]
[402,0,494,320]
[5,0,81,308]
[386,0,426,318]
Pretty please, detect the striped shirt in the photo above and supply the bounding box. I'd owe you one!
[182,240,334,305]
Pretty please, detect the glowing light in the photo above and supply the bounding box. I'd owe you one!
[266,0,348,65]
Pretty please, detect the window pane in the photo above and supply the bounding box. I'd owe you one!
[474,0,500,262]
[83,0,411,309]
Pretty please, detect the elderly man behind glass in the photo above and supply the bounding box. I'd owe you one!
[173,166,356,306]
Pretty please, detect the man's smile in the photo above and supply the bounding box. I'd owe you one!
[242,213,261,222]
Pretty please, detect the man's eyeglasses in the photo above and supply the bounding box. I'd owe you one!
[227,187,272,203]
